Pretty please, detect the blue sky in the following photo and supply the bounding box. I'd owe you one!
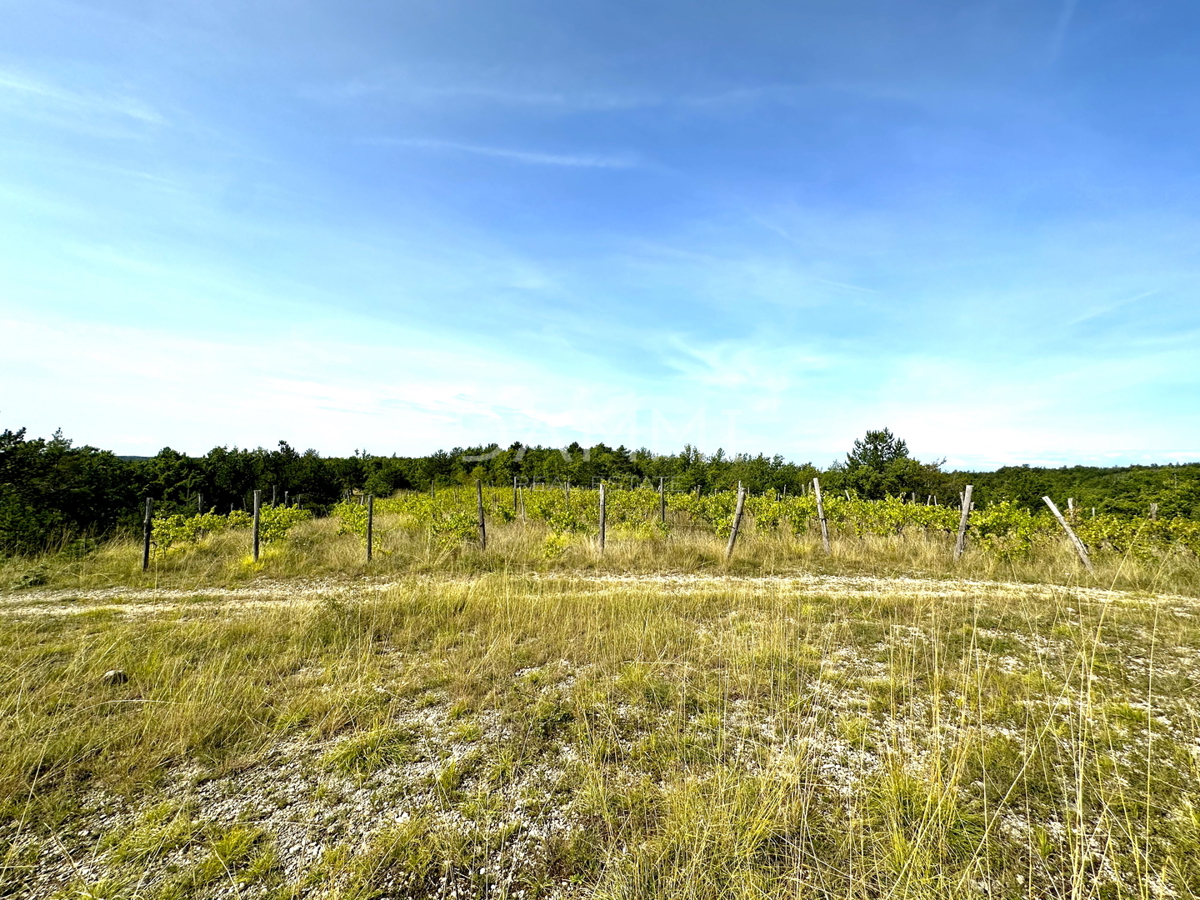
[2,0,1198,469]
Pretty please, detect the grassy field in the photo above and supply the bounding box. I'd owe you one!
[3,519,1200,898]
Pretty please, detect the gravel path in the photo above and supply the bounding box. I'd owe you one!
[2,571,1194,618]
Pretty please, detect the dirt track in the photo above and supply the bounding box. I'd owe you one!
[2,571,1194,618]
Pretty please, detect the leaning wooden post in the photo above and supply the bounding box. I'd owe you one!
[812,477,831,553]
[659,476,666,523]
[954,484,973,560]
[599,482,607,552]
[252,490,261,562]
[1043,496,1095,574]
[476,480,487,550]
[725,483,747,560]
[366,494,374,561]
[142,498,153,571]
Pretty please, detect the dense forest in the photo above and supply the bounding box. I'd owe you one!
[2,426,1198,555]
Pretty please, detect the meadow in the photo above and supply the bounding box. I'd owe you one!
[2,488,1199,898]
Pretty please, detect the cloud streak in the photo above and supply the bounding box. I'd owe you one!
[1050,0,1079,63]
[387,137,640,168]
[0,67,165,126]
[299,70,662,111]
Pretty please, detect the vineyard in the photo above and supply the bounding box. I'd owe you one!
[149,484,1200,566]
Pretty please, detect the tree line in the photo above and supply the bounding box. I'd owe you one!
[2,426,1197,556]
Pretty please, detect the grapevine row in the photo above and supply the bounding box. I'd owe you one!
[146,486,1200,561]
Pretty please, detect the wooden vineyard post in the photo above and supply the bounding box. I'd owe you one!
[197,492,202,514]
[812,477,831,553]
[272,485,277,507]
[659,477,666,523]
[725,483,747,561]
[513,476,518,513]
[599,482,607,552]
[366,494,374,561]
[142,498,153,571]
[476,481,487,550]
[954,484,973,560]
[252,490,261,562]
[1043,497,1095,574]
[565,479,570,504]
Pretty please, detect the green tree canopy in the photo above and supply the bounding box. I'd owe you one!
[846,428,910,472]
[839,429,947,500]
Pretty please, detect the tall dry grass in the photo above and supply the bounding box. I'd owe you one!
[3,573,1199,896]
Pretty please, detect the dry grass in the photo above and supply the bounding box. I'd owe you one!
[3,571,1200,898]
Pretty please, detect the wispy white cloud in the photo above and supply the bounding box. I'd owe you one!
[0,70,72,101]
[0,67,166,131]
[1066,288,1164,328]
[665,336,831,392]
[1050,0,1079,63]
[386,137,639,168]
[304,72,929,115]
[415,85,656,110]
[300,70,660,111]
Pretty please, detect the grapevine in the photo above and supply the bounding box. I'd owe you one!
[326,484,1196,562]
[152,506,311,553]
